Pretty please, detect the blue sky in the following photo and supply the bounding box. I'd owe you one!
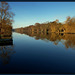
[8,2,75,28]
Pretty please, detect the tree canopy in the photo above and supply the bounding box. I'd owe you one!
[0,2,14,26]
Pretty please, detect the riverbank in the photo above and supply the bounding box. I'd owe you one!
[14,16,75,34]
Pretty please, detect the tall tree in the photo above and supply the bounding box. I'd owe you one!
[0,2,14,26]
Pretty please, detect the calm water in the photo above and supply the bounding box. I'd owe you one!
[0,32,75,74]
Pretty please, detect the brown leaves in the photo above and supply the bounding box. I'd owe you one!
[0,2,14,26]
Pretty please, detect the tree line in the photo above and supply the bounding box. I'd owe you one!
[15,16,75,34]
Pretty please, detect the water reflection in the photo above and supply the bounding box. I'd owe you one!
[0,34,16,65]
[16,31,75,49]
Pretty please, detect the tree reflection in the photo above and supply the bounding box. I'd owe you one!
[16,31,75,49]
[0,35,16,65]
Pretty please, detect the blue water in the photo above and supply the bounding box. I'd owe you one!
[0,32,75,74]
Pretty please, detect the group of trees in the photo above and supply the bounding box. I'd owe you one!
[1,2,75,34]
[15,16,75,34]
